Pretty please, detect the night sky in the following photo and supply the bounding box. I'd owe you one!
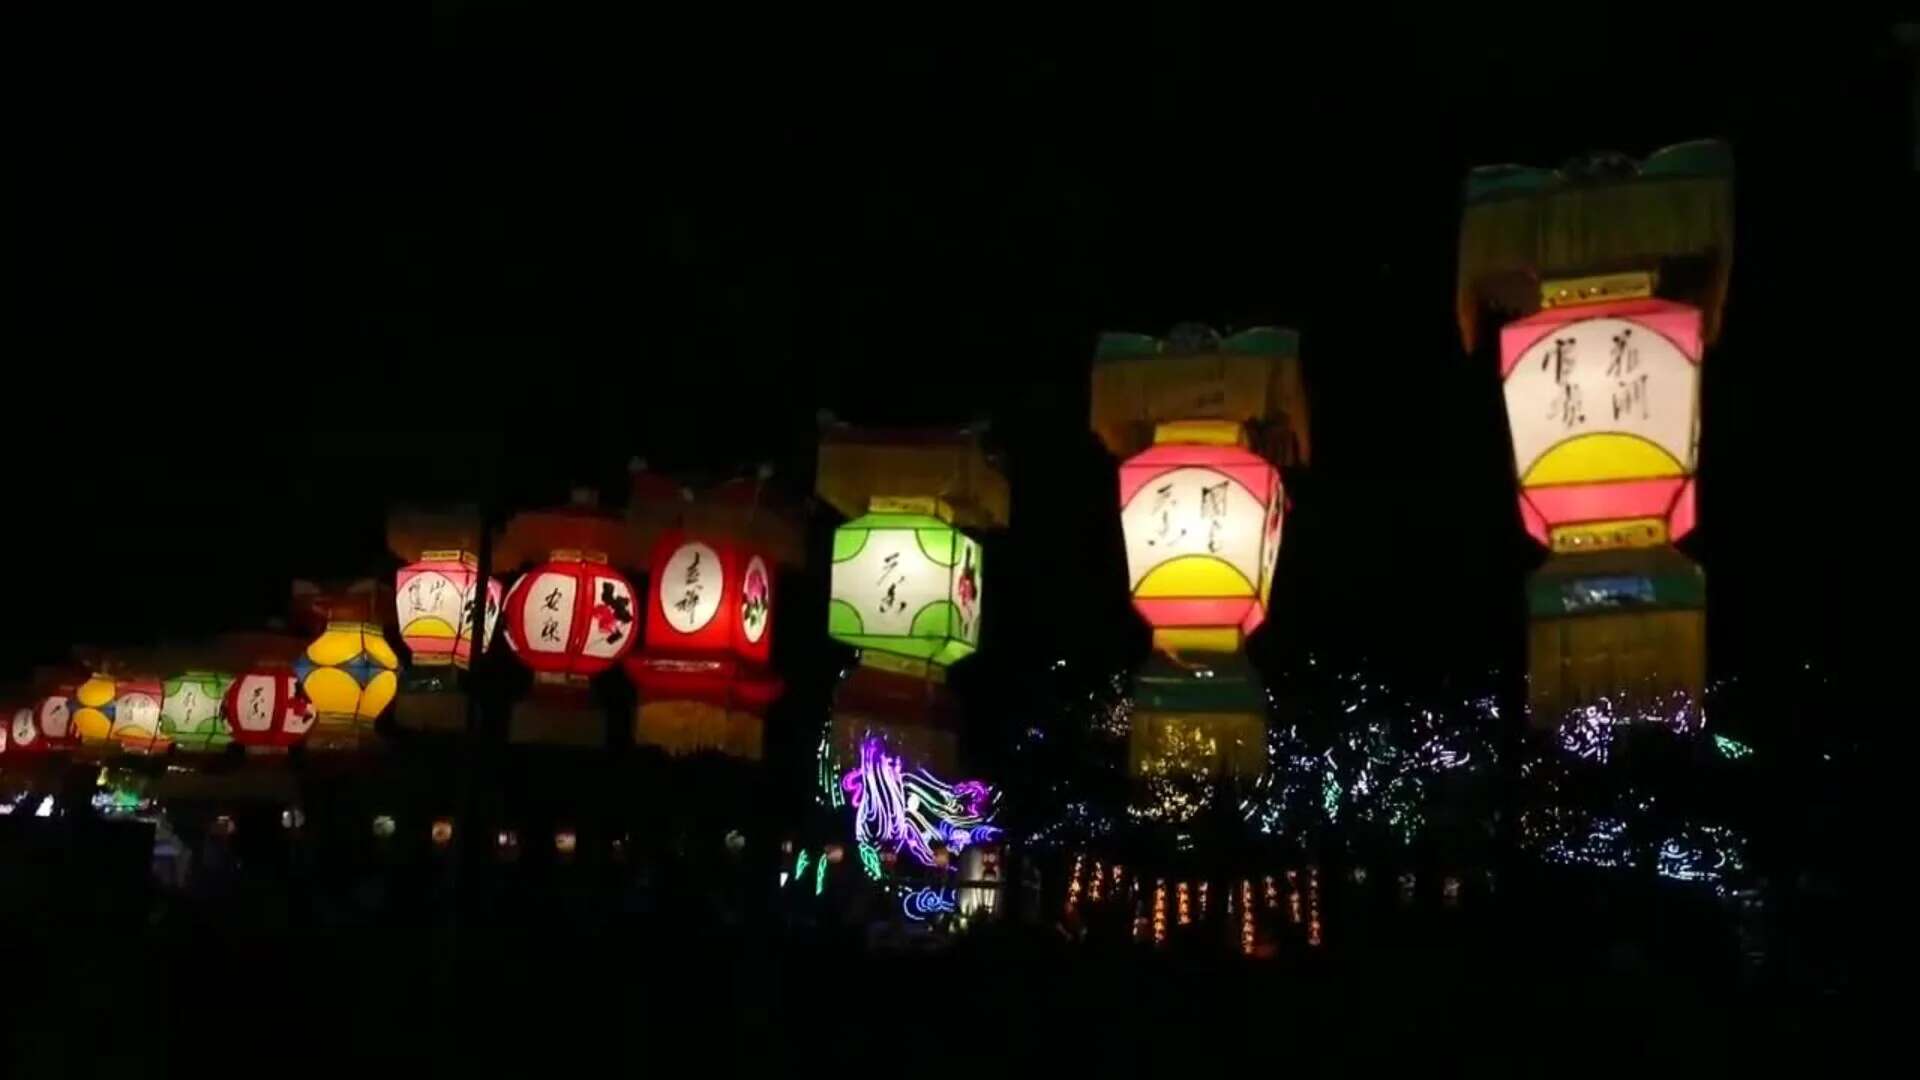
[8,13,1906,707]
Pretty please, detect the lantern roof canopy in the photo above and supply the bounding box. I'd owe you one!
[1091,324,1309,467]
[64,630,306,682]
[291,579,392,635]
[627,464,807,567]
[816,421,1009,528]
[1457,138,1733,352]
[386,504,498,563]
[496,488,647,569]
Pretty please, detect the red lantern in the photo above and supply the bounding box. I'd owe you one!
[626,531,782,758]
[502,550,638,682]
[222,670,315,751]
[8,695,79,754]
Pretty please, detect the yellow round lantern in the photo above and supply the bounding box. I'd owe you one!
[70,675,119,751]
[295,621,399,749]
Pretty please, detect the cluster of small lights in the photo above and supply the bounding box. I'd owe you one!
[1088,859,1104,903]
[1176,881,1192,926]
[1286,869,1302,925]
[1239,881,1256,955]
[1307,865,1322,947]
[1152,881,1168,946]
[1129,721,1222,825]
[1064,852,1085,918]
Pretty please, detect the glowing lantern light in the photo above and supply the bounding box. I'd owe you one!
[827,497,982,672]
[1119,420,1282,652]
[9,695,78,754]
[71,675,120,751]
[108,678,167,755]
[1128,653,1266,789]
[626,529,782,759]
[1499,296,1702,553]
[502,551,638,683]
[161,672,234,752]
[295,621,400,748]
[222,670,315,751]
[395,551,501,669]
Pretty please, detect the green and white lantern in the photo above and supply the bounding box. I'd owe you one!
[162,671,235,752]
[828,497,983,669]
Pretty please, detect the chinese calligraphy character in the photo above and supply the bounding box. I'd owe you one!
[1550,382,1586,428]
[541,587,564,612]
[1611,374,1648,421]
[1607,328,1639,377]
[1148,483,1185,547]
[1198,480,1228,554]
[539,617,562,643]
[1541,336,1576,384]
[672,553,705,617]
[875,552,908,615]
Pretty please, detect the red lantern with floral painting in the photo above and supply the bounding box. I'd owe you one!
[624,530,781,757]
[222,670,315,751]
[502,551,638,683]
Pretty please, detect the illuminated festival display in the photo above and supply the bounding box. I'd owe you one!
[625,467,801,760]
[222,670,316,751]
[161,672,234,752]
[1092,325,1306,790]
[296,621,401,749]
[1459,141,1731,730]
[395,551,501,670]
[813,425,1008,890]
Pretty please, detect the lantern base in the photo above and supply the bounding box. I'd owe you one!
[306,719,381,753]
[634,700,764,760]
[509,698,607,747]
[393,689,470,734]
[1526,547,1705,731]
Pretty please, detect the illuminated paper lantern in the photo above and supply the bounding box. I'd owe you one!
[1499,296,1702,553]
[9,695,78,754]
[1119,421,1282,652]
[626,530,782,759]
[71,675,120,751]
[109,678,167,755]
[296,621,400,747]
[502,551,638,682]
[827,498,983,671]
[222,670,315,751]
[1527,548,1706,730]
[395,551,502,669]
[161,672,234,752]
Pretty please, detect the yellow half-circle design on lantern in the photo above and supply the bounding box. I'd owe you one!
[1522,433,1685,487]
[404,616,459,640]
[1135,555,1256,599]
[364,635,400,671]
[360,670,398,720]
[304,668,366,717]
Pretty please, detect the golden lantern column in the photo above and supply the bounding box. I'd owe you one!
[1457,141,1732,732]
[1090,325,1308,811]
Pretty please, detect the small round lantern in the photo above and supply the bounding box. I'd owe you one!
[431,818,455,847]
[221,670,315,752]
[295,621,399,748]
[161,672,234,752]
[502,550,638,683]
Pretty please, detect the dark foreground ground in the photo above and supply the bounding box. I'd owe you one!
[2,876,1865,1076]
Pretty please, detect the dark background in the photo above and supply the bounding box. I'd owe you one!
[8,13,1907,715]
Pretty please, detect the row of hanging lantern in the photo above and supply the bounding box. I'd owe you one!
[3,474,807,763]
